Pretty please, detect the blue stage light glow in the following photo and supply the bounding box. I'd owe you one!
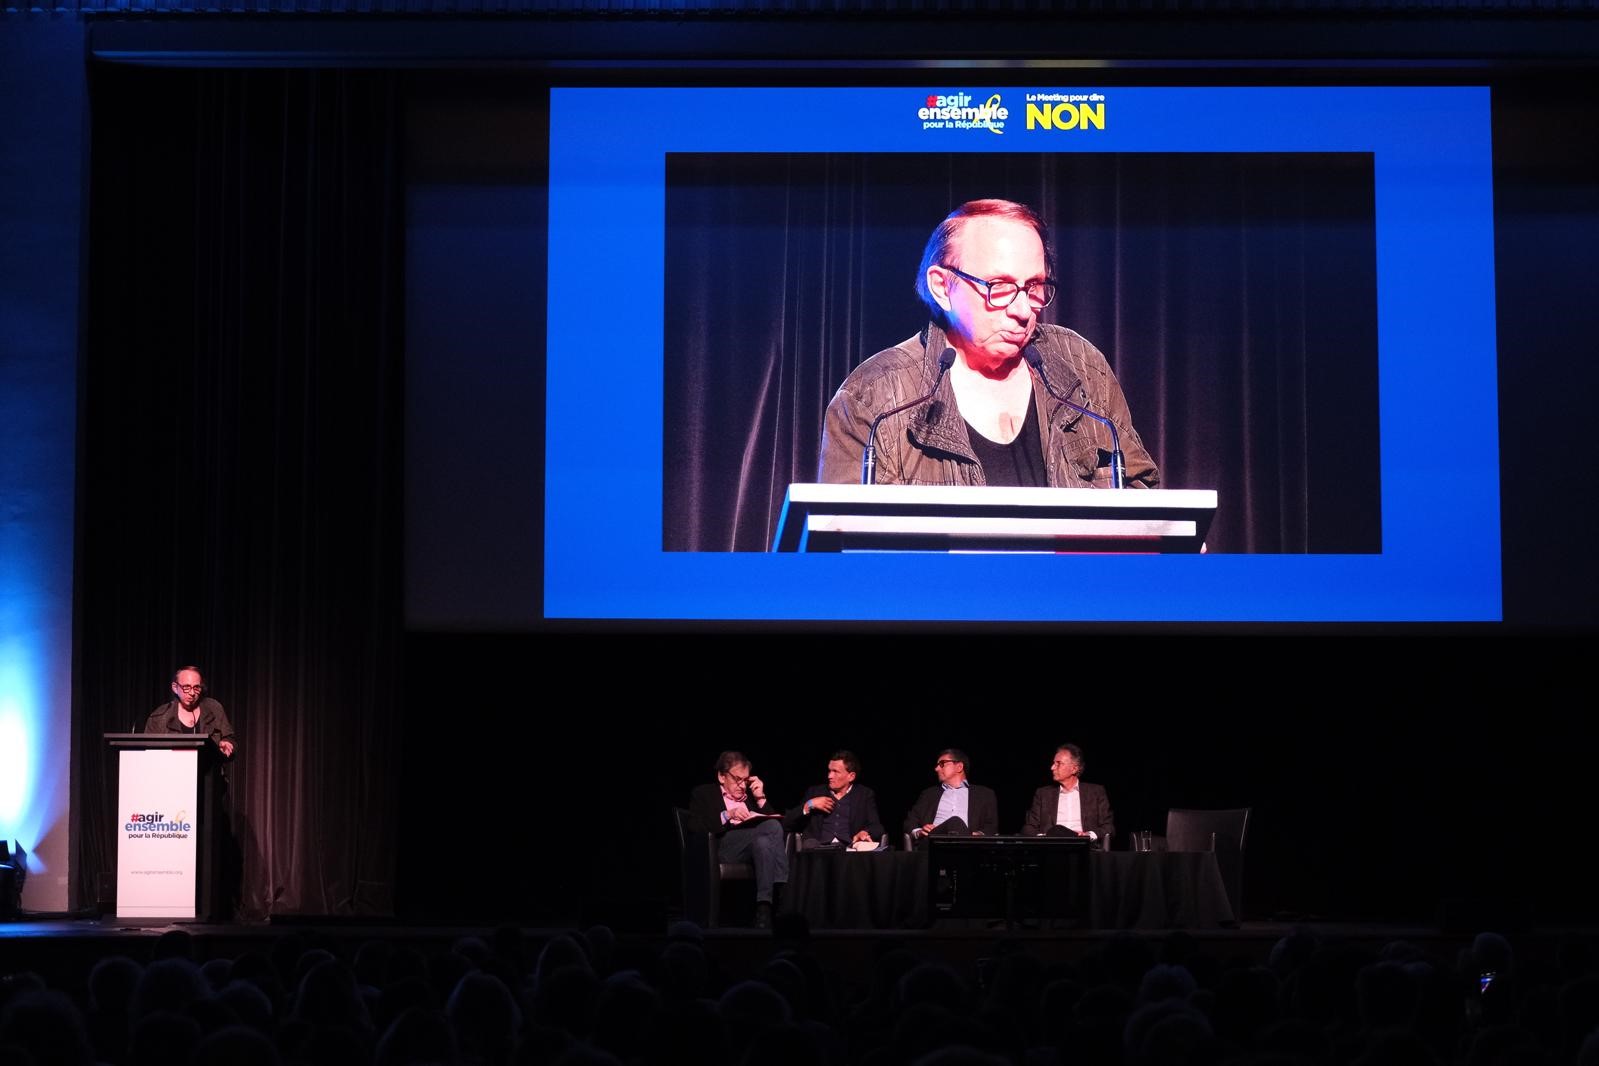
[1,360,76,896]
[1,20,86,907]
[0,619,40,852]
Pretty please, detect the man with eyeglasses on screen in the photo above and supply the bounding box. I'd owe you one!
[818,199,1158,489]
[905,748,999,843]
[144,665,236,758]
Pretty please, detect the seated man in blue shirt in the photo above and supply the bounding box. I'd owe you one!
[786,750,886,850]
[905,747,999,843]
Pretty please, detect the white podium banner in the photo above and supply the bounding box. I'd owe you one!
[116,748,198,918]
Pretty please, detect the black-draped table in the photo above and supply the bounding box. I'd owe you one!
[1088,851,1235,929]
[782,849,930,929]
[781,847,1235,930]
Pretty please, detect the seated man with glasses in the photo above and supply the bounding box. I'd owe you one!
[688,750,788,927]
[144,665,236,758]
[906,748,999,843]
[818,198,1159,489]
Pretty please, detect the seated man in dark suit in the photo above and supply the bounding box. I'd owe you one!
[1021,742,1114,848]
[786,749,886,850]
[905,747,999,843]
[687,750,787,927]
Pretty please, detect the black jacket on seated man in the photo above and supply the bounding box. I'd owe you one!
[786,784,886,848]
[904,784,1000,838]
[1021,781,1115,846]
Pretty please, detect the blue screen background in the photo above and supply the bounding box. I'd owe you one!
[545,86,1499,622]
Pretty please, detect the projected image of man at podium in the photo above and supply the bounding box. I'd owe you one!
[145,666,236,757]
[1022,742,1114,848]
[906,748,999,843]
[818,199,1159,489]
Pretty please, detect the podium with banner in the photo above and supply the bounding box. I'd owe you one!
[105,733,211,919]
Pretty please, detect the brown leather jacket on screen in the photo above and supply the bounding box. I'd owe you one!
[817,322,1159,488]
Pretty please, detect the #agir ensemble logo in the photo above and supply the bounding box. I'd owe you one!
[126,810,193,835]
[918,92,1009,135]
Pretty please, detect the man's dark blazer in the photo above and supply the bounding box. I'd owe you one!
[1021,781,1114,842]
[785,784,886,846]
[688,782,780,837]
[903,783,1000,836]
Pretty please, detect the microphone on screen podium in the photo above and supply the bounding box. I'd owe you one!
[1022,338,1127,489]
[861,347,957,485]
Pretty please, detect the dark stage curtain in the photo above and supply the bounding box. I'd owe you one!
[75,67,404,917]
[663,153,1380,554]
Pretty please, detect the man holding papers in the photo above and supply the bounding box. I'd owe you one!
[688,750,787,927]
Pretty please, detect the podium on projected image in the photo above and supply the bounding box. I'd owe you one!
[772,484,1217,553]
[105,733,223,920]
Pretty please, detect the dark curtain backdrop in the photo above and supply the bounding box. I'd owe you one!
[75,66,404,917]
[663,152,1380,554]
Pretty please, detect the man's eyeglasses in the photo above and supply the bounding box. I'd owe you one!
[935,759,957,768]
[176,684,203,693]
[940,264,1057,311]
